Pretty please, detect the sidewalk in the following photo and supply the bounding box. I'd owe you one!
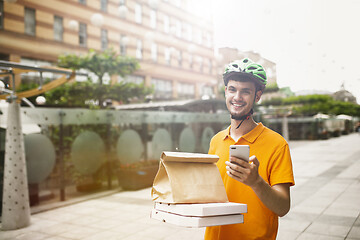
[0,133,359,240]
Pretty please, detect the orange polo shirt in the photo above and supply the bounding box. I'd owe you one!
[205,123,295,240]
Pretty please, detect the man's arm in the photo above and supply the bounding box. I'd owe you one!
[226,155,291,217]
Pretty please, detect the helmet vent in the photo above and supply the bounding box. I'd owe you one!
[232,64,238,68]
[248,66,257,70]
[243,59,248,63]
[258,74,266,80]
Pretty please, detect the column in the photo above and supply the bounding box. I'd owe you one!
[1,101,31,230]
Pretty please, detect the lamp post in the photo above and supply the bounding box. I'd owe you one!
[1,74,31,230]
[0,60,82,230]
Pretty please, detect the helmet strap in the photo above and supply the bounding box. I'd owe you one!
[231,109,254,129]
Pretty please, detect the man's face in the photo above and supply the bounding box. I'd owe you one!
[225,80,260,119]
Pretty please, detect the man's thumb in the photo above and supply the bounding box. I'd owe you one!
[249,155,260,167]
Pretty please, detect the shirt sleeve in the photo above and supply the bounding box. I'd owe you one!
[269,144,295,187]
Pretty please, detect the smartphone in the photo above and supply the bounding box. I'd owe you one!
[229,145,249,162]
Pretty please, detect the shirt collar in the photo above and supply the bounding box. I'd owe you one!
[222,122,265,143]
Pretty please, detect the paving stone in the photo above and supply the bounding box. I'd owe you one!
[305,222,351,238]
[296,232,345,240]
[315,214,357,227]
[347,226,360,239]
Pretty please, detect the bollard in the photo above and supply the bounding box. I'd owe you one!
[1,101,31,230]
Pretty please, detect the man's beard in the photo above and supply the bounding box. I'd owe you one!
[231,109,254,121]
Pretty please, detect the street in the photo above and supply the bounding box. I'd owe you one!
[0,133,359,240]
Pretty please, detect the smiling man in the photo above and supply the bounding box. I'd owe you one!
[205,58,295,240]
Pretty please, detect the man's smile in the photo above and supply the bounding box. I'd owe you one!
[231,102,246,108]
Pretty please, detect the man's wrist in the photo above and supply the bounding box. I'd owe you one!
[251,175,265,192]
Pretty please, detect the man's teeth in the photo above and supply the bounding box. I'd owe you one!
[233,103,244,107]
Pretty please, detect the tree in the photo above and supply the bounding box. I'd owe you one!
[43,80,152,108]
[58,48,139,85]
[45,48,152,108]
[263,82,280,93]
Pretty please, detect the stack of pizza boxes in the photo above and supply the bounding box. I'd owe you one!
[151,151,247,227]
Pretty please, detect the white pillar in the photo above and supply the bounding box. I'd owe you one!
[282,114,289,142]
[1,101,31,230]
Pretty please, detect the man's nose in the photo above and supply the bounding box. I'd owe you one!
[233,91,243,101]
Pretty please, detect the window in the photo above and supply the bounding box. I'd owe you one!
[151,43,157,62]
[163,15,169,33]
[202,85,214,98]
[120,34,127,56]
[198,56,203,72]
[79,22,87,47]
[79,0,86,5]
[164,47,171,65]
[175,19,181,38]
[118,74,144,85]
[197,31,203,44]
[21,58,53,80]
[24,7,36,36]
[0,1,4,29]
[151,78,172,99]
[178,51,182,67]
[178,82,195,98]
[53,15,63,41]
[206,32,212,48]
[150,10,157,29]
[101,0,107,12]
[208,59,213,74]
[101,29,108,51]
[136,39,142,59]
[189,55,193,69]
[186,23,192,41]
[135,3,142,24]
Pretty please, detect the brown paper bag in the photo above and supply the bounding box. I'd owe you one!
[151,151,228,203]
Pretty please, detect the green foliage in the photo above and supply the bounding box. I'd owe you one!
[58,48,139,84]
[261,97,283,106]
[43,80,152,108]
[17,76,52,106]
[282,94,333,105]
[263,82,279,93]
[52,48,152,108]
[261,94,360,117]
[219,85,225,98]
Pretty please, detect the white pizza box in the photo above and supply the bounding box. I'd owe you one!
[154,202,247,217]
[151,209,244,228]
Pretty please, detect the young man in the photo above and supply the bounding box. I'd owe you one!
[205,58,295,239]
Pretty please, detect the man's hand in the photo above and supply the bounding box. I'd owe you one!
[226,155,260,187]
[225,155,291,217]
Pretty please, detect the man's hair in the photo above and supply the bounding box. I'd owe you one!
[226,74,264,93]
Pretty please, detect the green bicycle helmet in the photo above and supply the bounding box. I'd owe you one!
[223,58,267,91]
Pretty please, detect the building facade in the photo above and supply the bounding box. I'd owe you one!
[0,0,217,101]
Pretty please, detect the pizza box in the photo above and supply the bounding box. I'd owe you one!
[154,202,247,217]
[151,209,244,228]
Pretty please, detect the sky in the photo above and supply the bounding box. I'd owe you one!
[209,0,360,103]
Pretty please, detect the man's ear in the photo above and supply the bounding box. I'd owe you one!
[224,86,228,97]
[255,90,263,102]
